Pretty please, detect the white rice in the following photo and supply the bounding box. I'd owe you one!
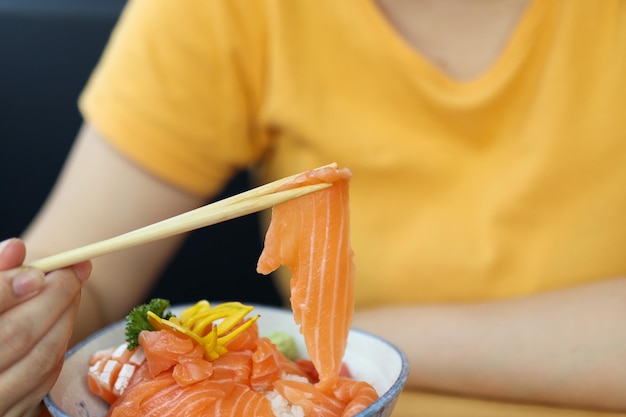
[265,373,309,417]
[266,391,305,417]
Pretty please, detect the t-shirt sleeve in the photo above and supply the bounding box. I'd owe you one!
[79,0,268,197]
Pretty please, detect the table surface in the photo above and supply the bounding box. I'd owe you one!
[393,391,626,417]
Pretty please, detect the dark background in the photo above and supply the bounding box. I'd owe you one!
[0,0,282,307]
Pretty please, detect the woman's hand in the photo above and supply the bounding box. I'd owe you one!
[0,238,91,417]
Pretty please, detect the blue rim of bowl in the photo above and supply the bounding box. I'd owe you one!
[349,327,410,417]
[45,304,410,417]
[43,318,125,416]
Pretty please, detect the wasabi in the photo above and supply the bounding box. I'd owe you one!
[266,331,300,361]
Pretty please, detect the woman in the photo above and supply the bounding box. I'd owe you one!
[8,0,626,415]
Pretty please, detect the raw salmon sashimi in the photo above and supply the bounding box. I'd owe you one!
[91,326,308,417]
[330,377,380,417]
[257,166,355,389]
[87,342,146,405]
[107,372,233,417]
[138,330,213,385]
[89,309,377,416]
[272,376,378,417]
[250,337,284,391]
[273,379,346,417]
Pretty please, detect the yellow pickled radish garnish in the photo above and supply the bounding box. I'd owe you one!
[147,300,259,360]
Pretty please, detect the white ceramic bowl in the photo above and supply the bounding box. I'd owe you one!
[45,304,409,417]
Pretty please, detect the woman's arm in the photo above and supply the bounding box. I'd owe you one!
[22,123,206,343]
[353,277,626,411]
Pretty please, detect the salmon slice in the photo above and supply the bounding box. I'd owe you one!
[107,371,233,417]
[139,329,200,377]
[272,375,378,417]
[330,377,379,417]
[273,379,345,417]
[87,342,146,404]
[250,337,283,392]
[209,350,253,384]
[171,352,214,386]
[211,383,274,417]
[295,358,353,383]
[257,166,355,389]
[280,354,314,382]
[139,329,212,385]
[223,319,259,352]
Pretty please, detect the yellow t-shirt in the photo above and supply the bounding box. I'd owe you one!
[80,0,626,309]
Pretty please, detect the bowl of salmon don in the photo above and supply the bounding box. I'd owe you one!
[45,303,409,417]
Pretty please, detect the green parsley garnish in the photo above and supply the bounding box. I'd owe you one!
[125,298,173,350]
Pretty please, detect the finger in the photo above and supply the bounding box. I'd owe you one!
[0,258,90,316]
[71,261,93,284]
[0,267,84,375]
[0,238,26,270]
[0,238,45,313]
[0,296,80,416]
[0,267,45,313]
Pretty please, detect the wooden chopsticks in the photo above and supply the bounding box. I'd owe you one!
[27,165,335,273]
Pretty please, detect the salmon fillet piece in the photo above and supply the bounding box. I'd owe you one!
[257,166,355,390]
[250,337,283,392]
[87,343,146,405]
[273,379,345,417]
[330,377,379,417]
[107,371,232,417]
